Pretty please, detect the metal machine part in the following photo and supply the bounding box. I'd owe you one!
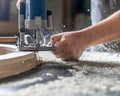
[19,0,55,51]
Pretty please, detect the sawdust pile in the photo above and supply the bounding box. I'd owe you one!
[0,51,120,96]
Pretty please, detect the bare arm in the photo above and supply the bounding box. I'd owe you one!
[52,10,120,60]
[83,10,120,47]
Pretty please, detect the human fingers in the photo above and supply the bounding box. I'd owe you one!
[51,33,64,43]
[52,40,66,58]
[53,46,79,61]
[52,41,78,60]
[52,40,81,61]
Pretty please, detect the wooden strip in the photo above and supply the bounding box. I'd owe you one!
[0,44,41,79]
[0,37,17,43]
[0,58,36,79]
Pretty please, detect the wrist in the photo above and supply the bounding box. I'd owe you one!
[77,26,101,48]
[73,30,92,49]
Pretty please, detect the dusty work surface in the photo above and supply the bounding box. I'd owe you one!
[0,51,120,96]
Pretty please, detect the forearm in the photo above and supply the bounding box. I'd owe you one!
[79,10,120,48]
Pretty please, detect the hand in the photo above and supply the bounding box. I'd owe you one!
[16,0,26,9]
[52,31,87,61]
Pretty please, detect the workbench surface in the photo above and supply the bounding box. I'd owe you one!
[0,51,120,96]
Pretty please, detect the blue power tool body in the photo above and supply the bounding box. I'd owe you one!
[19,0,55,51]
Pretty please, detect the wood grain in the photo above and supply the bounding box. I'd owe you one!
[0,37,17,43]
[0,44,40,79]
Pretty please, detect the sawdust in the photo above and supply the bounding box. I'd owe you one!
[0,61,120,96]
[0,51,120,96]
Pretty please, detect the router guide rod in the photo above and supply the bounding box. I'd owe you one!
[19,0,55,51]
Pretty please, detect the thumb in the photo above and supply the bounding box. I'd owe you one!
[51,34,63,43]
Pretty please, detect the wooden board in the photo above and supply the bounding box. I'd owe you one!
[0,44,39,79]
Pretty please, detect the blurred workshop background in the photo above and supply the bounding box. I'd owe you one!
[0,0,119,38]
[0,0,91,36]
